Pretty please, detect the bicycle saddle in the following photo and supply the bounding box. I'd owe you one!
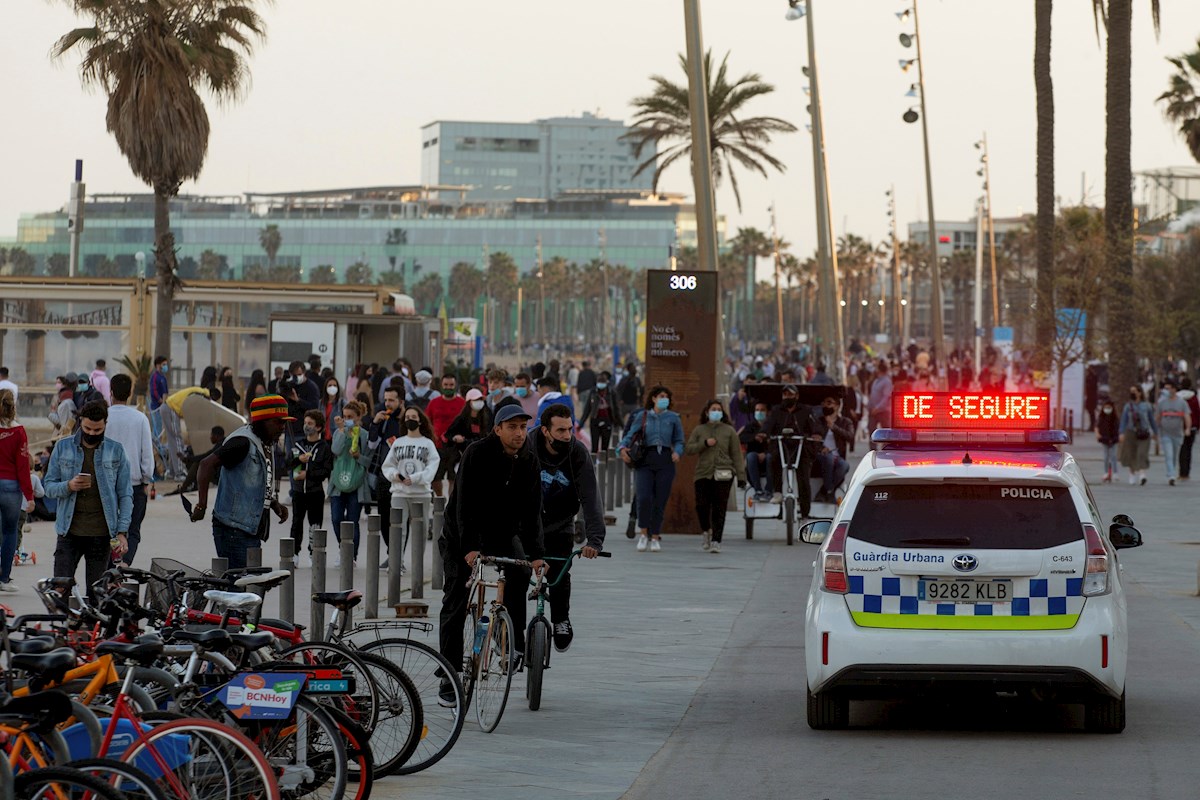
[0,689,74,733]
[95,637,165,666]
[229,631,275,651]
[234,570,291,591]
[204,590,263,612]
[221,566,272,580]
[170,627,233,651]
[10,648,76,683]
[9,637,56,656]
[38,577,75,590]
[258,617,306,633]
[310,589,363,611]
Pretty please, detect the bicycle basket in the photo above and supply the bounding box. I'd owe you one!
[147,557,208,617]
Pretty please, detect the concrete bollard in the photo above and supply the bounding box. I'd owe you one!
[364,513,381,619]
[431,497,445,591]
[211,557,228,579]
[339,522,355,587]
[604,450,615,511]
[387,507,403,607]
[615,450,625,507]
[597,451,608,512]
[410,501,426,600]
[311,528,327,641]
[278,538,295,622]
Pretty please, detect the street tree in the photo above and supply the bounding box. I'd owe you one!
[259,225,281,269]
[411,273,443,315]
[448,261,484,317]
[53,0,268,361]
[1158,38,1200,162]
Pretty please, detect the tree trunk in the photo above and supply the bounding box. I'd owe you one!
[153,188,177,361]
[1034,0,1055,370]
[1105,0,1137,416]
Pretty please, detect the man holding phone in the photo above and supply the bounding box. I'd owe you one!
[44,400,132,597]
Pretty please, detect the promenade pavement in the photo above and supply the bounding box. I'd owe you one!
[8,431,1197,800]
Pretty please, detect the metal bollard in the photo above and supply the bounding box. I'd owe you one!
[431,497,445,590]
[211,557,228,578]
[615,449,625,507]
[247,547,262,568]
[604,450,615,511]
[278,538,295,622]
[339,522,355,588]
[311,528,327,641]
[597,451,608,512]
[410,501,426,600]
[364,514,381,619]
[387,507,403,607]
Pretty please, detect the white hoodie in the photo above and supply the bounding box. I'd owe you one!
[381,435,440,498]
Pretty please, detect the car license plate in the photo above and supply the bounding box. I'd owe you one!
[919,579,1011,603]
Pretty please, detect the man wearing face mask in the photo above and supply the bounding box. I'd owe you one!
[763,384,819,514]
[1095,396,1120,483]
[579,371,623,454]
[739,400,772,500]
[288,360,320,413]
[811,394,855,504]
[288,410,333,560]
[529,403,604,651]
[44,401,132,597]
[367,386,405,565]
[513,372,540,418]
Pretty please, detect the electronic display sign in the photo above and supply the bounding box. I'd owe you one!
[890,392,1051,431]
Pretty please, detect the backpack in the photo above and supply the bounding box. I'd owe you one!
[332,431,366,493]
[1133,403,1151,441]
[618,374,642,406]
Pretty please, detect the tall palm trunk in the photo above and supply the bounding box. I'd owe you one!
[153,188,178,361]
[1034,0,1055,370]
[1105,0,1137,412]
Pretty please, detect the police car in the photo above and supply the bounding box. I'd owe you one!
[800,392,1144,733]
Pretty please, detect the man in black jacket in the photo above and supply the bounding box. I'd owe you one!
[763,384,820,517]
[438,403,545,703]
[811,394,855,503]
[367,386,405,566]
[530,403,605,652]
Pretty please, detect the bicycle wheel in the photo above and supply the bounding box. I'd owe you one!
[474,608,513,733]
[319,705,373,800]
[349,650,422,778]
[461,607,478,705]
[357,637,465,775]
[121,717,281,800]
[526,616,550,712]
[251,696,345,800]
[273,642,380,732]
[14,766,125,800]
[70,756,170,800]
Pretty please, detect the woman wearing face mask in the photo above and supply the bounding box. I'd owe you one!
[580,371,624,454]
[321,378,345,441]
[329,401,373,567]
[619,386,684,553]
[0,390,35,591]
[382,406,440,573]
[219,367,241,413]
[445,389,492,461]
[199,366,221,404]
[1095,396,1120,483]
[288,410,333,563]
[1118,385,1157,485]
[684,400,746,554]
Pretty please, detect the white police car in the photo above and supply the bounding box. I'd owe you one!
[801,392,1143,733]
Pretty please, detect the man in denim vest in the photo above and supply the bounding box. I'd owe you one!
[190,395,291,569]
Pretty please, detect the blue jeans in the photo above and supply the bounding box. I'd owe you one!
[1161,434,1183,480]
[0,480,21,583]
[634,449,676,538]
[745,452,768,494]
[1102,444,1119,477]
[149,407,165,479]
[330,493,362,558]
[213,518,262,571]
[817,451,849,494]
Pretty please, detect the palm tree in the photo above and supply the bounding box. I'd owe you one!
[53,0,267,361]
[448,262,484,318]
[626,50,797,212]
[269,265,300,283]
[309,266,337,285]
[94,257,122,278]
[411,273,443,316]
[46,253,69,277]
[730,227,773,336]
[345,262,373,286]
[487,252,519,346]
[6,249,35,277]
[259,225,282,269]
[1158,39,1200,162]
[1094,0,1160,412]
[243,264,268,282]
[197,249,224,281]
[1034,0,1055,368]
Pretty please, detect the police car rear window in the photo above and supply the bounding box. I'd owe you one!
[850,484,1081,550]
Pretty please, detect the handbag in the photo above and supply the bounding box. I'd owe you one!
[332,449,366,493]
[625,411,648,466]
[713,468,734,482]
[1133,404,1151,441]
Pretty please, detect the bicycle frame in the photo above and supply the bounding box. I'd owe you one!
[95,665,190,800]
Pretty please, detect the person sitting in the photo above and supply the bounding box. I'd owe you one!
[811,394,855,503]
[739,401,772,500]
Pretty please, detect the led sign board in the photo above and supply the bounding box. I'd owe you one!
[890,392,1051,431]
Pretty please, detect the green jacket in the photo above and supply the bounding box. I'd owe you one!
[684,421,746,483]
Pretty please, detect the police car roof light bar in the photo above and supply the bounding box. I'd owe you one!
[871,428,1070,446]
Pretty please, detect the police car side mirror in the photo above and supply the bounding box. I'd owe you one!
[1109,524,1143,549]
[799,519,832,545]
[1112,514,1135,527]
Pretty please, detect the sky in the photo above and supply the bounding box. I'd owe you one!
[3,0,1200,282]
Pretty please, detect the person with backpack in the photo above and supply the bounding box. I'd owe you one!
[1118,385,1157,485]
[406,370,437,412]
[616,363,643,427]
[329,400,372,567]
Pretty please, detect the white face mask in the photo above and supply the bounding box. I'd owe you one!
[470,400,485,411]
[326,385,338,397]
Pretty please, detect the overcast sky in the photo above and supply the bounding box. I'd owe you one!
[3,0,1200,279]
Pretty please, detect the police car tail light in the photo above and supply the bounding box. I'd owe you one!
[1082,524,1109,596]
[821,522,850,594]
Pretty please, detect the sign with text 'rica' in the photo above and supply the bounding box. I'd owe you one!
[890,393,1051,431]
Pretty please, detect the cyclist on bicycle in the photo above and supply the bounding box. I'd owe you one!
[438,402,546,705]
[763,384,820,517]
[529,403,605,652]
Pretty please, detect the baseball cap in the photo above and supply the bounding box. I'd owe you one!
[493,404,532,426]
[782,383,799,394]
[249,394,294,422]
[465,388,484,401]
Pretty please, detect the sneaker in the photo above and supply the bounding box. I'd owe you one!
[1140,476,1148,486]
[710,541,721,554]
[650,538,662,553]
[508,652,524,674]
[380,558,389,569]
[771,492,783,503]
[701,530,711,551]
[438,676,458,708]
[1170,478,1176,486]
[0,581,17,593]
[636,534,648,552]
[553,620,574,652]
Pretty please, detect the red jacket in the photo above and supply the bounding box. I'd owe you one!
[426,395,466,444]
[0,425,34,502]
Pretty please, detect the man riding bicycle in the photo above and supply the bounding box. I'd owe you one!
[529,403,605,652]
[438,402,546,706]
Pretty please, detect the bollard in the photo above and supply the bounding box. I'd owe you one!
[339,522,355,588]
[211,557,228,578]
[364,514,381,619]
[387,507,403,607]
[247,547,262,568]
[431,497,445,591]
[604,450,615,511]
[615,449,625,507]
[597,451,608,513]
[311,528,328,641]
[409,501,426,600]
[278,538,295,623]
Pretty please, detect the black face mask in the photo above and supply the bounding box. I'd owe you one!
[404,419,420,431]
[82,432,104,446]
[784,398,797,409]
